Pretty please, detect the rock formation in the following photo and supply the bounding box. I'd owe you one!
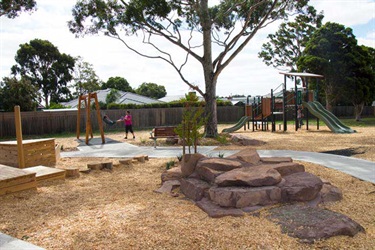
[158,149,364,242]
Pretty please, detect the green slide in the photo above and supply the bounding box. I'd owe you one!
[302,101,355,133]
[222,116,249,133]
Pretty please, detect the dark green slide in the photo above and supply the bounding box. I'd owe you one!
[222,116,250,133]
[303,101,355,133]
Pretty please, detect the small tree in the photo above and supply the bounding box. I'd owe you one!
[175,93,206,155]
[73,56,102,96]
[106,89,121,104]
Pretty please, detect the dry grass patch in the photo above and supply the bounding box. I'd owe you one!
[1,124,374,249]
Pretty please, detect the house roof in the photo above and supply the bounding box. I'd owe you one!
[158,94,204,103]
[279,72,324,78]
[62,89,163,108]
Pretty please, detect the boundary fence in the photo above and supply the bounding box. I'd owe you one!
[0,106,244,137]
[0,106,373,138]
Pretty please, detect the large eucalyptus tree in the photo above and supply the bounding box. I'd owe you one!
[69,0,310,137]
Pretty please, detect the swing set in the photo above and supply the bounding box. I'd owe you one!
[76,92,105,145]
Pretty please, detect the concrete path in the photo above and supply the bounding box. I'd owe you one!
[0,233,44,250]
[257,150,374,184]
[61,138,375,184]
[61,138,239,158]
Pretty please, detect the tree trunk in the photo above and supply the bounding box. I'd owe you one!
[354,102,364,121]
[44,93,49,108]
[324,84,334,111]
[204,83,218,138]
[200,0,218,138]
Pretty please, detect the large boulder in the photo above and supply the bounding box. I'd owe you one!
[278,172,323,202]
[195,165,224,183]
[161,166,182,183]
[227,149,261,165]
[196,157,243,172]
[196,198,244,218]
[180,178,211,201]
[180,153,205,177]
[209,186,281,208]
[215,166,282,187]
[266,162,305,177]
[154,180,180,194]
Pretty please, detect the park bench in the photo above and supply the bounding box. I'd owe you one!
[150,126,178,148]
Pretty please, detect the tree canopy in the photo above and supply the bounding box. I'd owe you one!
[259,5,323,72]
[342,45,375,120]
[298,22,375,119]
[298,22,358,110]
[11,39,76,107]
[69,0,310,137]
[102,76,133,92]
[0,77,39,111]
[136,82,166,99]
[0,0,36,18]
[73,56,102,96]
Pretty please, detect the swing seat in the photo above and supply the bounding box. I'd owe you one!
[103,115,116,125]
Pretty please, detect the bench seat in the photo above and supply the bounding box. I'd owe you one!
[150,126,178,148]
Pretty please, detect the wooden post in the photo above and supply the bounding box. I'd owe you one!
[14,106,25,168]
[85,94,92,144]
[77,92,106,145]
[93,93,105,144]
[76,95,82,139]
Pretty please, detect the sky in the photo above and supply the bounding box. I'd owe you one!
[0,0,374,98]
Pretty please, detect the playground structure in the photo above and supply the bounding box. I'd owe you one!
[76,92,105,144]
[0,106,60,168]
[0,106,65,196]
[223,72,355,133]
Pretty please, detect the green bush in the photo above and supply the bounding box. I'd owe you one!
[48,102,68,109]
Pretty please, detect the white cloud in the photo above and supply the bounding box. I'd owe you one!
[357,31,375,48]
[310,0,375,27]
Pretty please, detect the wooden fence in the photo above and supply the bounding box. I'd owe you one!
[0,106,244,138]
[0,105,373,138]
[331,106,374,117]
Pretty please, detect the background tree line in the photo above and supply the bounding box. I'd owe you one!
[259,6,375,120]
[0,38,167,112]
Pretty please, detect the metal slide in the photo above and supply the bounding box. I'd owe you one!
[302,101,356,133]
[222,116,249,133]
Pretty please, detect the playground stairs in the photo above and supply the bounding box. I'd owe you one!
[0,165,65,196]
